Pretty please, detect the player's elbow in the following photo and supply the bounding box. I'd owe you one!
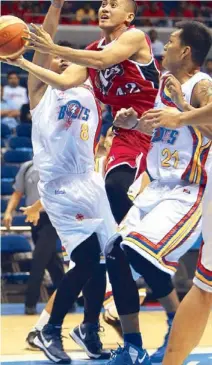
[96,53,113,70]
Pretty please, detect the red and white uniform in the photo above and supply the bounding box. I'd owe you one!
[87,27,160,177]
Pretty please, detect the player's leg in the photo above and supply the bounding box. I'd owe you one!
[25,213,64,314]
[106,185,202,365]
[162,285,212,365]
[35,235,103,364]
[163,178,212,365]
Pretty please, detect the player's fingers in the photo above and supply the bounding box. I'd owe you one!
[19,207,26,212]
[30,23,43,35]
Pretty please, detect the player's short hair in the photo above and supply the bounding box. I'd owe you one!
[125,0,138,15]
[176,21,212,66]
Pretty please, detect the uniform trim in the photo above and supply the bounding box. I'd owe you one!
[123,185,204,272]
[195,240,212,286]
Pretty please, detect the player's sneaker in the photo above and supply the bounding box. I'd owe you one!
[150,318,173,363]
[108,343,151,365]
[26,329,40,350]
[70,323,111,359]
[34,324,71,364]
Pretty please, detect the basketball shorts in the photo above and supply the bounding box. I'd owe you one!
[38,171,116,258]
[106,180,203,276]
[105,128,148,178]
[194,173,212,292]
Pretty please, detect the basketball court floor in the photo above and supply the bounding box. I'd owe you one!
[1,303,212,365]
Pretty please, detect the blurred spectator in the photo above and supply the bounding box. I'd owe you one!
[60,1,74,24]
[3,72,28,110]
[76,3,96,24]
[142,2,165,26]
[3,161,64,314]
[148,29,164,57]
[204,59,212,77]
[170,1,194,18]
[97,104,113,156]
[1,85,20,130]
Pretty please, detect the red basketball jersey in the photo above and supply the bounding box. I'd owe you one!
[87,28,160,174]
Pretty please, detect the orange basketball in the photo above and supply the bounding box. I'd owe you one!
[0,15,29,59]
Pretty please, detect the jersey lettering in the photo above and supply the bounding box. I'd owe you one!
[116,82,141,96]
[152,128,179,145]
[96,64,124,95]
[58,100,90,123]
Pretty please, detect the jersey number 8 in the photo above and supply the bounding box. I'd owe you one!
[80,123,89,141]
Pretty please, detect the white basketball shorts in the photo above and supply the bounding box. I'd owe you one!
[38,171,116,258]
[106,180,203,276]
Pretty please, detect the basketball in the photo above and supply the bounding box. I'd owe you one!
[0,15,29,59]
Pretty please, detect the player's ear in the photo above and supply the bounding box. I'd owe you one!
[182,46,191,60]
[126,12,135,24]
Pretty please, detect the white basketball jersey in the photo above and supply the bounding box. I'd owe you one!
[147,72,212,185]
[31,85,101,182]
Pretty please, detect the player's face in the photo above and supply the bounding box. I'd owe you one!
[104,127,114,154]
[50,56,71,74]
[98,0,134,30]
[8,74,19,87]
[163,30,187,71]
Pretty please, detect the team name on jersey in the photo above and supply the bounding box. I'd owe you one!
[152,127,179,145]
[58,100,90,123]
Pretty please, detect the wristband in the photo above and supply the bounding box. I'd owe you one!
[51,0,63,9]
[130,120,139,130]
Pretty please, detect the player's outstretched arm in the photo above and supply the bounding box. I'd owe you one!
[114,107,153,135]
[28,0,65,104]
[0,57,88,91]
[24,28,147,69]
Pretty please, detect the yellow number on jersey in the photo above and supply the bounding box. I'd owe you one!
[161,148,179,169]
[80,123,89,141]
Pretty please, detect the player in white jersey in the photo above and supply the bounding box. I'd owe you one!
[141,99,212,364]
[0,2,116,363]
[101,21,212,365]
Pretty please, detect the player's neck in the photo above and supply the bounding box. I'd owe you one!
[171,65,200,85]
[103,24,129,43]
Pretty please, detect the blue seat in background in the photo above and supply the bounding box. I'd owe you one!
[1,199,8,213]
[1,180,14,195]
[1,139,6,148]
[16,124,32,138]
[1,123,12,139]
[12,215,28,226]
[1,235,32,253]
[1,165,19,180]
[9,136,32,151]
[4,150,32,163]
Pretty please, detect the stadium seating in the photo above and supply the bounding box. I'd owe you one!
[1,181,14,195]
[16,124,32,138]
[1,199,8,213]
[1,235,32,253]
[4,150,33,164]
[9,136,33,151]
[12,215,28,226]
[1,123,12,139]
[1,165,19,180]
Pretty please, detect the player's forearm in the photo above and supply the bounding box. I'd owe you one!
[179,103,212,127]
[20,59,68,90]
[50,45,106,69]
[28,1,63,92]
[5,192,22,214]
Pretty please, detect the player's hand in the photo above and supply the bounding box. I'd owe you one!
[23,24,55,54]
[0,55,25,67]
[20,206,40,226]
[165,75,185,110]
[113,108,138,129]
[3,213,12,230]
[142,107,182,129]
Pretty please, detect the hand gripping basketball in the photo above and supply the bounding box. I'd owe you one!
[23,24,55,54]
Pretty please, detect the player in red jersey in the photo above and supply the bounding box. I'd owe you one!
[20,0,160,225]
